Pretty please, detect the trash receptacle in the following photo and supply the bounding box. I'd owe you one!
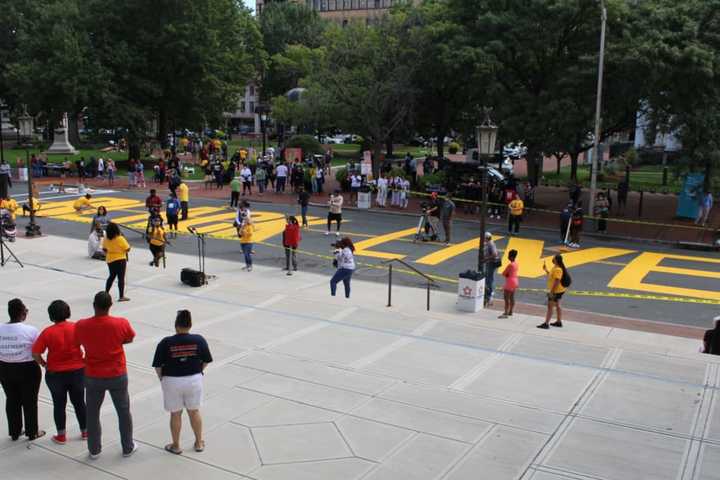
[457,270,485,313]
[357,191,371,209]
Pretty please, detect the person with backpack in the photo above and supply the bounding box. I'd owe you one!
[166,193,180,238]
[282,216,301,275]
[537,254,570,329]
[568,203,584,248]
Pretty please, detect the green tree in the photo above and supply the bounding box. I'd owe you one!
[447,0,644,184]
[305,21,415,176]
[259,2,327,98]
[3,0,101,144]
[400,1,489,160]
[84,0,264,153]
[637,0,720,189]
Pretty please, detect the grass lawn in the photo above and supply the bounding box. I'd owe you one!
[538,163,704,193]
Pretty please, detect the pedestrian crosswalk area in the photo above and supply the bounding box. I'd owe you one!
[33,195,720,302]
[35,196,326,242]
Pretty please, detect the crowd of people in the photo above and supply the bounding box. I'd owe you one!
[0,294,213,457]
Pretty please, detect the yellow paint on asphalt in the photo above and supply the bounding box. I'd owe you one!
[415,235,505,266]
[353,227,418,260]
[609,252,720,301]
[39,197,146,218]
[34,195,720,304]
[500,237,635,278]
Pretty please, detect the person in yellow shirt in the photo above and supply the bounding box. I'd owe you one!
[239,223,254,272]
[508,194,524,235]
[22,196,40,217]
[102,222,131,302]
[73,194,93,212]
[537,254,569,329]
[146,217,167,268]
[177,182,189,220]
[0,196,19,220]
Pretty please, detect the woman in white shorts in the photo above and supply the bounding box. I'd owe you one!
[152,310,213,455]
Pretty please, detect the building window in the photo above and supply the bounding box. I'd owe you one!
[249,102,255,114]
[240,101,246,113]
[249,85,255,96]
[374,0,380,8]
[358,0,366,8]
[328,0,336,9]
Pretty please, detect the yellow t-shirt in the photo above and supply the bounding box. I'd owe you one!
[73,197,91,210]
[148,227,165,246]
[29,197,40,212]
[103,235,130,263]
[239,224,254,243]
[509,199,524,216]
[0,199,18,220]
[177,183,189,202]
[547,266,567,294]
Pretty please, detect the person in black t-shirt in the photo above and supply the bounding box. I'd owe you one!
[152,310,213,455]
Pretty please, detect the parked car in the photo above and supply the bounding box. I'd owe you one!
[503,143,527,159]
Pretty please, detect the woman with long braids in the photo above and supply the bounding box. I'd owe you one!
[537,254,570,329]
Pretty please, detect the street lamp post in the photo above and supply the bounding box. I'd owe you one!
[261,113,268,160]
[17,109,40,237]
[589,0,607,223]
[475,110,499,274]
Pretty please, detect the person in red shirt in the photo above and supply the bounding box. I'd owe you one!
[282,216,301,275]
[74,291,136,459]
[145,188,162,214]
[32,300,87,445]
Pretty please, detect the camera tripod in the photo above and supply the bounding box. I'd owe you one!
[0,236,24,268]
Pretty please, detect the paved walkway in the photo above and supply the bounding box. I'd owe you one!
[1,235,719,480]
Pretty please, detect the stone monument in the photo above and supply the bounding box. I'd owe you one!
[46,112,78,155]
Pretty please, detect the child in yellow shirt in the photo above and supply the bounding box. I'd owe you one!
[239,223,254,271]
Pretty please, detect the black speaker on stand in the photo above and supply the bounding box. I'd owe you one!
[181,226,211,287]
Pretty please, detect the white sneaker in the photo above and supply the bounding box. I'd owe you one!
[88,452,101,460]
[123,444,138,458]
[335,231,340,236]
[325,231,330,236]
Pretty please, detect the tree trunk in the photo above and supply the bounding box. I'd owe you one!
[704,159,712,192]
[526,151,541,186]
[435,127,445,160]
[385,138,394,158]
[556,154,562,175]
[68,112,81,147]
[372,143,382,179]
[158,109,169,148]
[570,151,579,181]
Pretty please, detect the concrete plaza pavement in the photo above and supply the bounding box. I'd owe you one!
[1,235,720,479]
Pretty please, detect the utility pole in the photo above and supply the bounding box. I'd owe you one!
[589,0,607,221]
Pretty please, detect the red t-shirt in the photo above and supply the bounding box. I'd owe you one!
[74,315,135,378]
[31,321,85,372]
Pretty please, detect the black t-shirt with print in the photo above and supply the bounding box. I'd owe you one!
[152,333,213,377]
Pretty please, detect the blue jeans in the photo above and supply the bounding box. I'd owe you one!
[330,268,354,298]
[241,243,253,267]
[484,263,497,304]
[301,205,308,226]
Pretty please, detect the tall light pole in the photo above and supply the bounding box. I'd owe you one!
[476,109,498,273]
[261,112,268,160]
[589,0,607,221]
[17,108,40,237]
